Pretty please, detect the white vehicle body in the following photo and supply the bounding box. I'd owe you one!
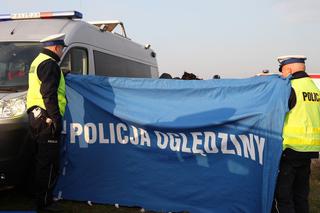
[0,11,158,188]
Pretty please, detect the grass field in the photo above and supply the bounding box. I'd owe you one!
[1,160,320,213]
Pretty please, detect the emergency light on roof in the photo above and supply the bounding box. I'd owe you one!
[0,11,82,21]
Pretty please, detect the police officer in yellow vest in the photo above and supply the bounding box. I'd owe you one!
[272,55,320,213]
[27,33,67,212]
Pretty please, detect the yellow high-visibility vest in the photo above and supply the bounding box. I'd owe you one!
[282,76,320,151]
[27,53,66,116]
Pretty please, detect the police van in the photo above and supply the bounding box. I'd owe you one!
[0,11,158,188]
[310,74,320,90]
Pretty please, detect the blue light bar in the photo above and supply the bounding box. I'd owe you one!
[0,11,82,21]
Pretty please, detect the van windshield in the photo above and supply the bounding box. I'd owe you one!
[0,42,42,91]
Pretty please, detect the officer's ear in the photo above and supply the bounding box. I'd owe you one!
[281,66,292,77]
[54,45,61,51]
[58,45,62,51]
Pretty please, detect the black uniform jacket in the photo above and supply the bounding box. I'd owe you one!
[36,48,62,123]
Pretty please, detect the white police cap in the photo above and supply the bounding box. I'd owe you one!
[277,55,307,65]
[277,55,307,72]
[40,33,67,47]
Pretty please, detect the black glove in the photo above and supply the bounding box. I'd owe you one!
[51,118,62,137]
[62,69,70,77]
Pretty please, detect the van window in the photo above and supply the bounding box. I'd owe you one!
[0,42,42,89]
[93,50,151,77]
[61,47,88,75]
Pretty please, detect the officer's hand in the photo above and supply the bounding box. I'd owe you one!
[61,69,70,77]
[255,72,279,77]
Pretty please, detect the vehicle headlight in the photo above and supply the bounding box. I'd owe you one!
[0,96,27,119]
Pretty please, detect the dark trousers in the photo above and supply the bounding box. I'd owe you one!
[28,112,61,209]
[272,157,311,213]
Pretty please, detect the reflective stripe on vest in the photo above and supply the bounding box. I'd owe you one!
[282,77,320,151]
[26,53,66,116]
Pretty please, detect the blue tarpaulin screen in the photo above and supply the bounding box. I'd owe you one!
[55,75,291,213]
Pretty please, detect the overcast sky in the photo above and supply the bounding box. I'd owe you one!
[1,0,320,79]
